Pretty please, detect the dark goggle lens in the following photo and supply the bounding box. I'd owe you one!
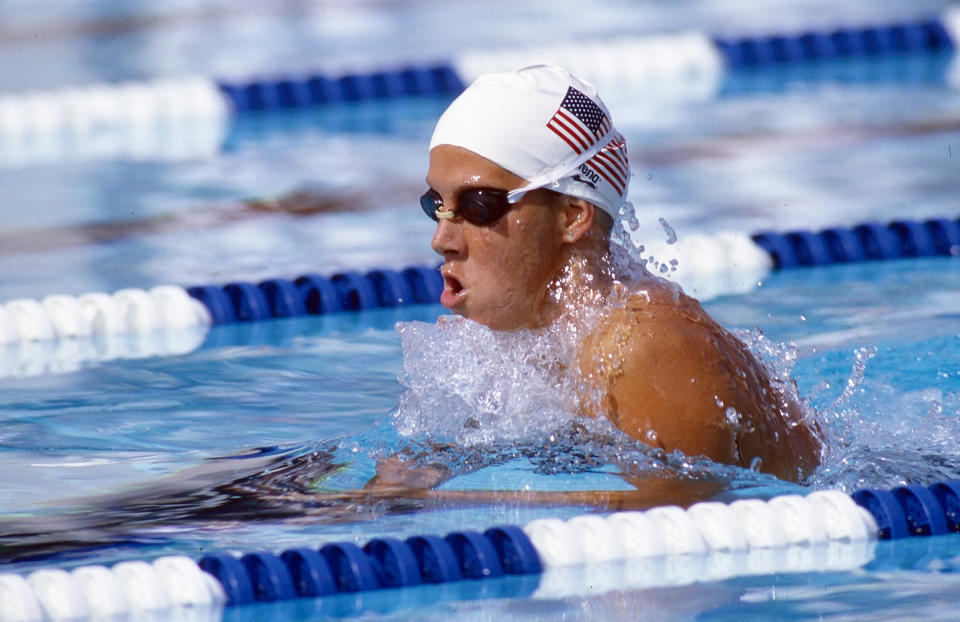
[419,188,512,226]
[420,189,442,221]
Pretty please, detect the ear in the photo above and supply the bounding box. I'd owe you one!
[558,197,596,244]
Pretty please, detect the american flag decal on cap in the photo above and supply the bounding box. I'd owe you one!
[546,87,629,196]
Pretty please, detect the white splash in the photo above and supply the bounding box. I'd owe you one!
[392,315,587,446]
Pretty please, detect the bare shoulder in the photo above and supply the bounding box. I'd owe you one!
[578,279,822,482]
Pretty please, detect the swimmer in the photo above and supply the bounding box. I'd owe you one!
[1,69,827,561]
[414,65,822,483]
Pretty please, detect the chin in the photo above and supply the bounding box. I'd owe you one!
[456,294,539,331]
[459,311,504,331]
[472,311,534,332]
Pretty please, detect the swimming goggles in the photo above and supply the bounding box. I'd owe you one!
[419,187,515,226]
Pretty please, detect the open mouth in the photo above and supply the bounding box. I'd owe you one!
[445,274,463,294]
[440,273,466,308]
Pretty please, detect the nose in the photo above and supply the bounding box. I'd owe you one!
[430,217,465,258]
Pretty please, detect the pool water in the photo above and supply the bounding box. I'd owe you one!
[1,1,960,620]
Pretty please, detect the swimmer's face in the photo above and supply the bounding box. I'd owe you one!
[426,145,569,330]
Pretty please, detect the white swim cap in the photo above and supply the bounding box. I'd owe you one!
[429,65,630,217]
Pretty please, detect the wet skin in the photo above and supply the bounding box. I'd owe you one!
[427,145,583,330]
[425,145,823,483]
[579,285,822,482]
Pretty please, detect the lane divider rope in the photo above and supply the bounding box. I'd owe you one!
[1,214,957,353]
[0,266,446,378]
[750,217,960,269]
[0,9,956,142]
[2,481,958,621]
[0,265,444,344]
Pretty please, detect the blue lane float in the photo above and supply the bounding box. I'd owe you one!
[712,19,955,68]
[751,215,960,269]
[217,65,465,112]
[3,481,960,621]
[186,265,444,325]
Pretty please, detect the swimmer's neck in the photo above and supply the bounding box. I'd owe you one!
[535,233,623,328]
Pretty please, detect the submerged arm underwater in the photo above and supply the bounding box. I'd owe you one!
[362,455,727,510]
[0,443,732,562]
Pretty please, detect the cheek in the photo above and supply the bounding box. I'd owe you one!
[475,222,559,288]
[471,231,515,279]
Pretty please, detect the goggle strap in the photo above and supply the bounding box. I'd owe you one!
[506,127,617,204]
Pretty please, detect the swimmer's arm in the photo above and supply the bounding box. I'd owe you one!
[326,477,725,511]
[363,455,453,491]
[363,437,520,492]
[427,475,724,510]
[358,444,723,509]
